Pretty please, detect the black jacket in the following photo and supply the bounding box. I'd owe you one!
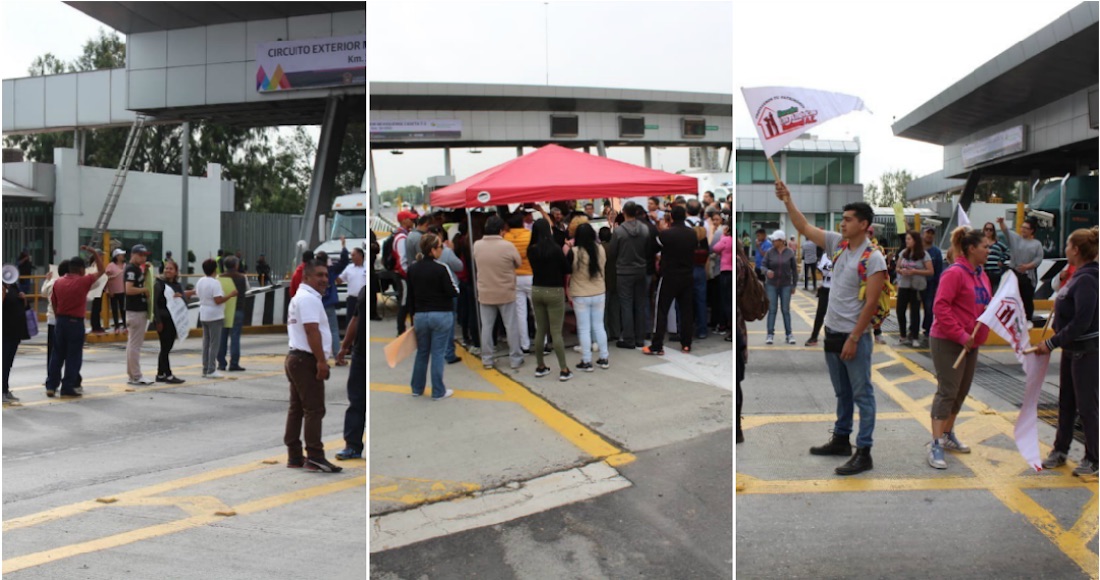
[406,257,458,315]
[656,222,697,277]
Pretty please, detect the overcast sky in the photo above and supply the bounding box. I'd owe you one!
[734,1,1084,188]
[368,1,733,192]
[2,1,1086,195]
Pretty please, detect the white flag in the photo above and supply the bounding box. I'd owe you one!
[741,86,870,158]
[957,204,971,228]
[976,270,1046,471]
[977,270,1030,360]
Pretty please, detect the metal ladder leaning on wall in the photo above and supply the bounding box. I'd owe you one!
[88,113,148,249]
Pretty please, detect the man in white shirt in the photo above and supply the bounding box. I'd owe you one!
[337,247,368,331]
[284,259,342,473]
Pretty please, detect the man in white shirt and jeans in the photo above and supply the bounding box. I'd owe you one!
[285,259,342,473]
[337,246,368,333]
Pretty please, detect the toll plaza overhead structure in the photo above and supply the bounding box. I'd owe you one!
[369,81,733,205]
[893,1,1097,206]
[2,1,366,259]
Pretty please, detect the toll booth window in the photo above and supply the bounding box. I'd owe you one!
[550,115,579,138]
[619,116,645,138]
[682,118,706,138]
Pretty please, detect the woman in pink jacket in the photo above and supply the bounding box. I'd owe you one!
[927,227,991,469]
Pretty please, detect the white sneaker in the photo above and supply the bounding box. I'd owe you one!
[432,389,454,401]
[911,339,922,348]
[572,345,583,353]
[139,377,154,385]
[765,335,774,345]
[785,335,796,345]
[206,371,225,379]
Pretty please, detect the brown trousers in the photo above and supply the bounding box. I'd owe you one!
[284,351,327,460]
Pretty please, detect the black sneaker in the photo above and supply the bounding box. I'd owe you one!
[155,375,169,383]
[535,366,551,378]
[576,361,594,372]
[615,340,635,350]
[3,392,20,404]
[59,390,82,398]
[227,366,246,372]
[559,369,574,382]
[165,375,185,384]
[596,358,610,369]
[305,457,343,473]
[287,457,305,469]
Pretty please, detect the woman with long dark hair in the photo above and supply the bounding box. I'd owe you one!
[895,230,934,347]
[3,278,30,404]
[154,259,195,384]
[528,219,573,381]
[569,223,608,371]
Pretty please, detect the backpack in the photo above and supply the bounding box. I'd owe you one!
[737,253,769,322]
[381,235,397,271]
[833,240,894,328]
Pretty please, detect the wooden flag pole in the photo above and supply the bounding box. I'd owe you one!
[953,324,982,369]
[1023,309,1056,355]
[767,157,781,182]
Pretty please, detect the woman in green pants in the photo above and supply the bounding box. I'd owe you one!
[528,219,574,381]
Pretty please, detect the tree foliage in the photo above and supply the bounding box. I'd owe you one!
[4,29,365,216]
[380,185,426,206]
[864,169,915,207]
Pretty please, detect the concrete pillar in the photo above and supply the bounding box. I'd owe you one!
[644,146,652,168]
[181,122,190,272]
[444,148,452,176]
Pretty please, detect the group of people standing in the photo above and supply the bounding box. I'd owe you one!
[736,180,1098,479]
[385,194,735,400]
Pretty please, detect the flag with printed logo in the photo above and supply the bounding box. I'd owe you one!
[741,86,870,158]
[977,271,1047,471]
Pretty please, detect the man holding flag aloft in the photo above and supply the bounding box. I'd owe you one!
[747,85,881,475]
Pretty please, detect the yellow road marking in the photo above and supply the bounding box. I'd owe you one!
[456,351,623,460]
[739,298,1099,579]
[2,476,365,574]
[6,371,286,408]
[3,438,364,573]
[370,475,480,505]
[370,382,510,402]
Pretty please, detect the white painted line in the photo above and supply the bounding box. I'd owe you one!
[643,351,733,391]
[370,462,632,553]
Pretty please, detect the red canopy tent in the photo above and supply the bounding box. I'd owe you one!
[429,144,699,208]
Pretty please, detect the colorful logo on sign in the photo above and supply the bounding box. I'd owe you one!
[754,97,819,141]
[256,65,291,92]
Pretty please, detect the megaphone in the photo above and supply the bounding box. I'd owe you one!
[2,264,19,285]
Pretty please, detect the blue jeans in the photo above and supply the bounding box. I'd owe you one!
[344,351,366,452]
[411,311,452,398]
[573,294,609,363]
[217,310,245,368]
[922,284,937,335]
[692,266,708,337]
[445,297,459,362]
[46,316,85,392]
[824,332,876,448]
[765,284,793,336]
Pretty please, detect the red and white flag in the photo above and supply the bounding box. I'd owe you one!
[977,271,1048,471]
[741,86,870,158]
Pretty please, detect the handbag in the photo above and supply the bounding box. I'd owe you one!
[25,308,39,338]
[823,330,847,353]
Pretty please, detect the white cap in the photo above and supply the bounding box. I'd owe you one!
[112,249,126,257]
[770,230,787,241]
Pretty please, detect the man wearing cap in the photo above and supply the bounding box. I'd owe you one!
[391,210,416,335]
[125,245,153,385]
[46,246,105,398]
[159,251,173,275]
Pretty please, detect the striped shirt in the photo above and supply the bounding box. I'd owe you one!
[984,239,1010,274]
